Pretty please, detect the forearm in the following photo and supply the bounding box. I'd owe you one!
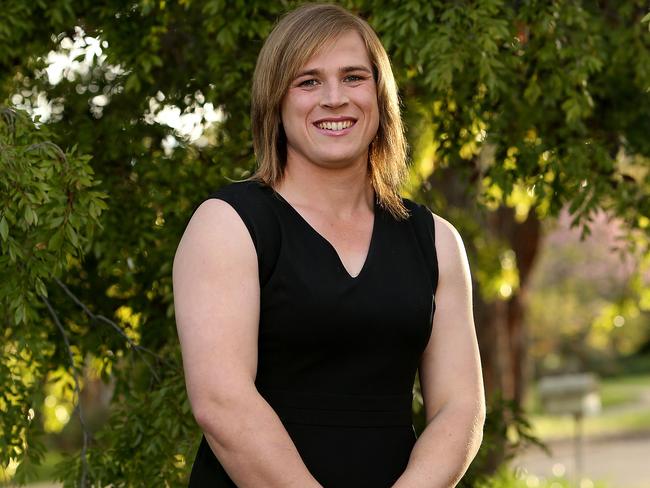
[197,388,322,488]
[392,403,485,488]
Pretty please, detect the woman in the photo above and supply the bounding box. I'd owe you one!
[173,3,485,487]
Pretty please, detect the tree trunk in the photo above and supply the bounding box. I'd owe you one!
[428,168,541,403]
[427,165,542,469]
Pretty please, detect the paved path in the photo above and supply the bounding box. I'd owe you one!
[514,431,650,488]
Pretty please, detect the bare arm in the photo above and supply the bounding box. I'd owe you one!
[173,199,321,488]
[392,213,486,488]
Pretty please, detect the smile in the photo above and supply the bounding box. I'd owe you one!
[314,120,356,131]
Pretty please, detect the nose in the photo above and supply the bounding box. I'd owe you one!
[320,81,349,108]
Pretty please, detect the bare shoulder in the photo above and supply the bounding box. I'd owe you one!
[172,196,259,349]
[430,211,463,245]
[174,198,255,265]
[429,211,471,280]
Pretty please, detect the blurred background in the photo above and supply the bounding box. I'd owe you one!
[1,1,649,487]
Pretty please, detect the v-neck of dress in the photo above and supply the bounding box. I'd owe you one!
[272,190,379,280]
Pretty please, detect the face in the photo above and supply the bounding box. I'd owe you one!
[280,30,380,170]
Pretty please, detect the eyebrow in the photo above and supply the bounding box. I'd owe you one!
[294,65,374,78]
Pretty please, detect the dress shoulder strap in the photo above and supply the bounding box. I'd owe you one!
[202,180,281,288]
[403,198,439,295]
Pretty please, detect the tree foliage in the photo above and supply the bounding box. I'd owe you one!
[527,210,650,373]
[1,0,649,486]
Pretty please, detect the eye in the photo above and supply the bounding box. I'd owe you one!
[298,78,318,87]
[343,74,369,86]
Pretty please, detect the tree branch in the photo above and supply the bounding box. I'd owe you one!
[41,295,89,488]
[54,277,167,382]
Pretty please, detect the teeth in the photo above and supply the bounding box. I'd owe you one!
[317,120,354,131]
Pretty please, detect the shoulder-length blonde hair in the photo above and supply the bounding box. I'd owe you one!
[250,3,409,219]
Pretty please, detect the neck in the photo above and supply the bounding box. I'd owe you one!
[275,150,375,218]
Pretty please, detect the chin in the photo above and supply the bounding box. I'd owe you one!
[313,153,365,167]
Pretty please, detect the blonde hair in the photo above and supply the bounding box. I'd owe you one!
[250,3,409,219]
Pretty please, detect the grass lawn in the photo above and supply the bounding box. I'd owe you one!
[597,373,650,408]
[526,372,650,440]
[531,408,650,440]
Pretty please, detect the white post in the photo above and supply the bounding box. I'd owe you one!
[574,411,584,486]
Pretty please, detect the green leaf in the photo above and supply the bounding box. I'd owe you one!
[8,241,17,262]
[124,74,142,93]
[35,278,48,298]
[14,304,24,325]
[66,225,78,247]
[48,228,64,250]
[24,206,34,225]
[524,79,541,104]
[0,216,8,241]
[48,216,65,229]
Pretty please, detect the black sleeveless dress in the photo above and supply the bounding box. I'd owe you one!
[188,180,438,487]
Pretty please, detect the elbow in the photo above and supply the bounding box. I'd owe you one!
[192,397,230,436]
[472,400,487,452]
[190,388,257,449]
[193,400,220,431]
[192,398,244,455]
[477,399,487,431]
[191,389,241,434]
[450,398,486,452]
